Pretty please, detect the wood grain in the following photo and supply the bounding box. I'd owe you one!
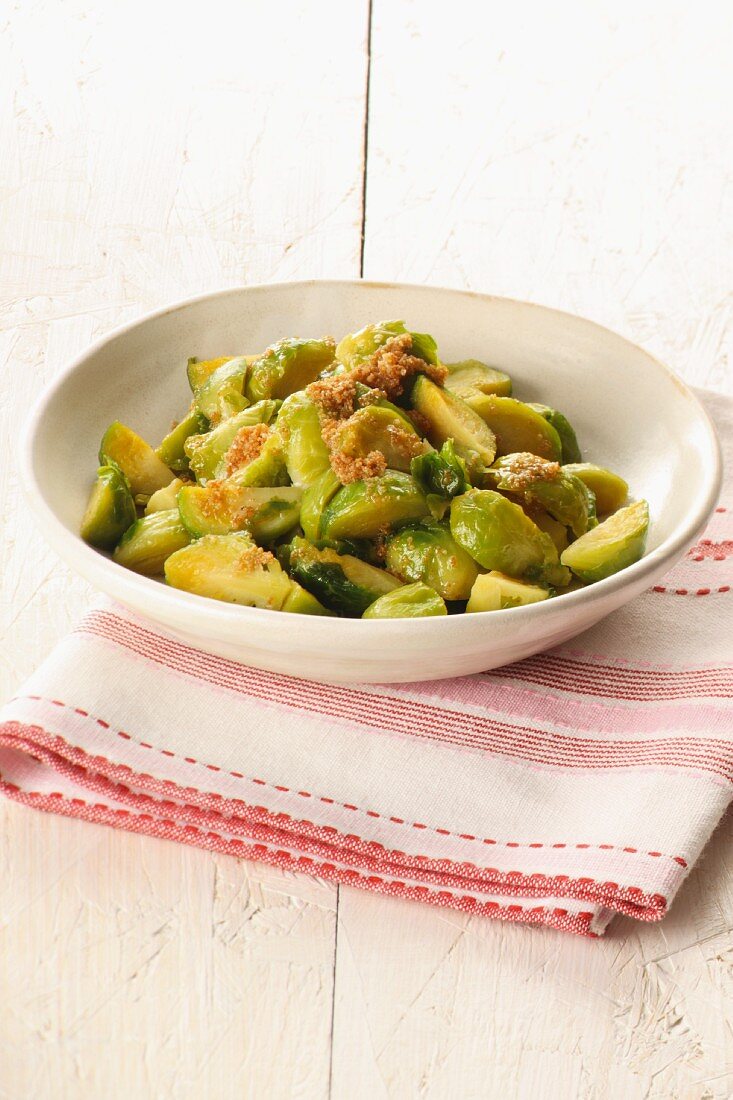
[1,1,732,1097]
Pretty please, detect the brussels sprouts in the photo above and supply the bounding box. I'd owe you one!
[194,357,250,421]
[156,409,209,472]
[246,338,336,403]
[113,509,190,575]
[489,453,596,537]
[300,468,343,541]
[178,483,302,541]
[410,375,496,467]
[281,582,335,616]
[145,477,185,514]
[321,471,430,540]
[228,431,290,488]
[466,395,562,461]
[99,421,173,497]
[331,406,427,474]
[466,571,550,613]
[444,360,513,398]
[184,401,280,482]
[562,463,628,515]
[527,506,570,554]
[276,392,332,486]
[385,519,479,601]
[561,500,649,583]
[336,320,438,370]
[165,533,293,609]
[80,464,137,549]
[410,440,469,503]
[450,489,560,578]
[187,356,250,394]
[363,582,447,619]
[528,404,582,464]
[289,537,402,616]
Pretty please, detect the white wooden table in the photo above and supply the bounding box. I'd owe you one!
[2,3,732,1096]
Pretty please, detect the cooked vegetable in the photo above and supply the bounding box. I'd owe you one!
[145,477,185,514]
[178,483,302,541]
[84,318,649,615]
[445,360,513,398]
[363,582,447,619]
[156,410,208,472]
[562,463,628,515]
[330,405,427,474]
[561,500,649,582]
[489,453,596,537]
[194,357,250,421]
[185,402,280,482]
[99,421,173,496]
[467,571,550,613]
[113,510,190,575]
[289,538,401,616]
[321,471,430,540]
[277,392,332,486]
[385,520,479,601]
[337,320,438,370]
[81,464,137,549]
[246,337,336,403]
[466,395,562,461]
[165,533,293,609]
[450,489,560,579]
[529,404,582,463]
[411,375,496,467]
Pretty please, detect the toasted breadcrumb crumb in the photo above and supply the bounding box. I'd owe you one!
[306,374,357,420]
[236,544,275,572]
[350,334,447,399]
[224,423,270,475]
[329,448,387,483]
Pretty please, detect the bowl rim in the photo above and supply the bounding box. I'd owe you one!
[20,278,724,636]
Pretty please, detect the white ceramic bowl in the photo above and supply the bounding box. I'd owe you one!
[22,281,721,683]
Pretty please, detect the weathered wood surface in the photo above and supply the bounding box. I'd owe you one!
[1,2,731,1097]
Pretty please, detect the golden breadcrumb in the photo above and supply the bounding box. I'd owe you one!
[498,452,561,490]
[350,334,447,400]
[236,544,275,572]
[224,423,270,475]
[306,374,357,420]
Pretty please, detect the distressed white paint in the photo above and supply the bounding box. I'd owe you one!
[1,1,732,1097]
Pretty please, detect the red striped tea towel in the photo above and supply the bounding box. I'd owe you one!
[1,393,730,937]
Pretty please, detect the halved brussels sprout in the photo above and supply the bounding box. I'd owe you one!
[178,483,302,541]
[561,500,649,582]
[385,519,479,601]
[562,463,628,515]
[145,477,185,514]
[194,357,250,421]
[529,404,582,463]
[99,421,173,496]
[156,410,208,472]
[246,337,336,403]
[527,506,570,554]
[113,509,190,575]
[289,537,402,616]
[276,392,332,487]
[466,395,562,461]
[489,453,596,537]
[321,471,430,540]
[80,464,137,549]
[444,360,513,398]
[184,401,279,482]
[165,533,293,609]
[227,431,290,488]
[281,582,335,616]
[467,571,550,613]
[336,320,438,370]
[300,468,343,542]
[450,489,560,578]
[410,375,496,466]
[363,582,447,619]
[331,405,427,474]
[187,356,240,393]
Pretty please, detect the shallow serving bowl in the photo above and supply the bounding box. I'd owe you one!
[22,280,721,683]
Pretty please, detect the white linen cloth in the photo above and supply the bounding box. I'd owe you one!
[1,393,730,936]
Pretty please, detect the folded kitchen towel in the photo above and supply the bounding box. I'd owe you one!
[1,392,730,937]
